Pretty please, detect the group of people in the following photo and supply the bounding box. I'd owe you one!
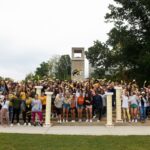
[0,79,150,126]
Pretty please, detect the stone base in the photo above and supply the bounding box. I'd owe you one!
[116,120,123,123]
[105,124,114,127]
[44,123,52,127]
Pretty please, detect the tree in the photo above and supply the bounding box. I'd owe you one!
[55,55,71,80]
[85,41,113,78]
[105,0,150,84]
[47,55,60,78]
[86,0,150,84]
[35,61,50,79]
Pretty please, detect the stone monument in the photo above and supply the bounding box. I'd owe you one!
[71,47,85,81]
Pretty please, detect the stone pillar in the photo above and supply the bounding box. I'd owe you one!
[45,92,53,127]
[35,86,43,97]
[115,87,123,123]
[105,92,114,126]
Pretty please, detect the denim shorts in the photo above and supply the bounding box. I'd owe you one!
[63,104,70,110]
[78,105,84,109]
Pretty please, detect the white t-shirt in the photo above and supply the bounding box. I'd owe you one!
[1,100,9,109]
[122,95,129,108]
[129,95,138,105]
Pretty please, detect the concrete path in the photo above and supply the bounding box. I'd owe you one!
[0,125,150,136]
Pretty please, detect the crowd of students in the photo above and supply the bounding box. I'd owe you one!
[0,79,150,126]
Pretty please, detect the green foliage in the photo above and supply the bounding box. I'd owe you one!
[26,54,71,81]
[86,0,150,85]
[35,61,50,79]
[55,55,71,80]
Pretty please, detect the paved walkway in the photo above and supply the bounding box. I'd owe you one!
[0,125,150,136]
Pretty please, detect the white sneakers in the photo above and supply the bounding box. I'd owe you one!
[57,120,62,123]
[28,123,31,126]
[10,123,13,127]
[78,119,82,122]
[71,120,75,123]
[23,123,27,126]
[131,119,138,123]
[17,123,20,126]
[86,119,89,122]
[93,115,96,119]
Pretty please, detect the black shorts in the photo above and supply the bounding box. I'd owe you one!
[56,108,62,115]
[42,105,46,111]
[70,107,76,111]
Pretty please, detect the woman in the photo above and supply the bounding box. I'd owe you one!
[63,92,71,122]
[39,92,46,113]
[121,90,131,122]
[84,90,93,122]
[139,92,147,122]
[129,92,139,123]
[0,95,9,126]
[54,93,64,123]
[31,94,43,126]
[25,93,32,126]
[70,93,76,122]
[11,93,21,126]
[77,92,84,122]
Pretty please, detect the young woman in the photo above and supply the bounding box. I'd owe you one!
[31,94,43,126]
[11,93,21,126]
[121,90,131,122]
[25,93,32,126]
[139,92,147,122]
[70,93,76,122]
[84,90,93,122]
[77,92,84,122]
[0,95,9,126]
[63,92,71,122]
[93,90,103,122]
[54,93,64,123]
[129,92,139,123]
[39,92,46,113]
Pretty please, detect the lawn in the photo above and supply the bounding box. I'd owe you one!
[0,133,149,150]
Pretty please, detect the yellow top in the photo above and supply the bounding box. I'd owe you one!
[20,92,26,100]
[26,97,32,105]
[39,96,47,105]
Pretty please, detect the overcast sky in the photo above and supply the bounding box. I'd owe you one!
[0,0,114,81]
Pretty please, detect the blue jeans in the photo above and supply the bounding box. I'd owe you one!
[9,106,13,122]
[140,106,146,120]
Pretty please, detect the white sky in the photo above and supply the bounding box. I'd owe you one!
[0,0,114,81]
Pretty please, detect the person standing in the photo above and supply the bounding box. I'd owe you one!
[31,94,43,126]
[139,92,147,122]
[84,90,93,123]
[54,93,64,123]
[11,93,21,126]
[63,92,71,123]
[121,91,131,122]
[129,92,139,123]
[25,93,32,126]
[70,93,76,122]
[93,91,103,122]
[77,92,84,122]
[0,95,9,126]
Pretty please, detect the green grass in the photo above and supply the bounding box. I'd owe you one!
[0,133,149,150]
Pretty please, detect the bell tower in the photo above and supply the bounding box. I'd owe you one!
[71,47,85,81]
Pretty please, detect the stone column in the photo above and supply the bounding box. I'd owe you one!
[105,92,114,126]
[115,87,123,123]
[45,92,53,127]
[35,86,43,97]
